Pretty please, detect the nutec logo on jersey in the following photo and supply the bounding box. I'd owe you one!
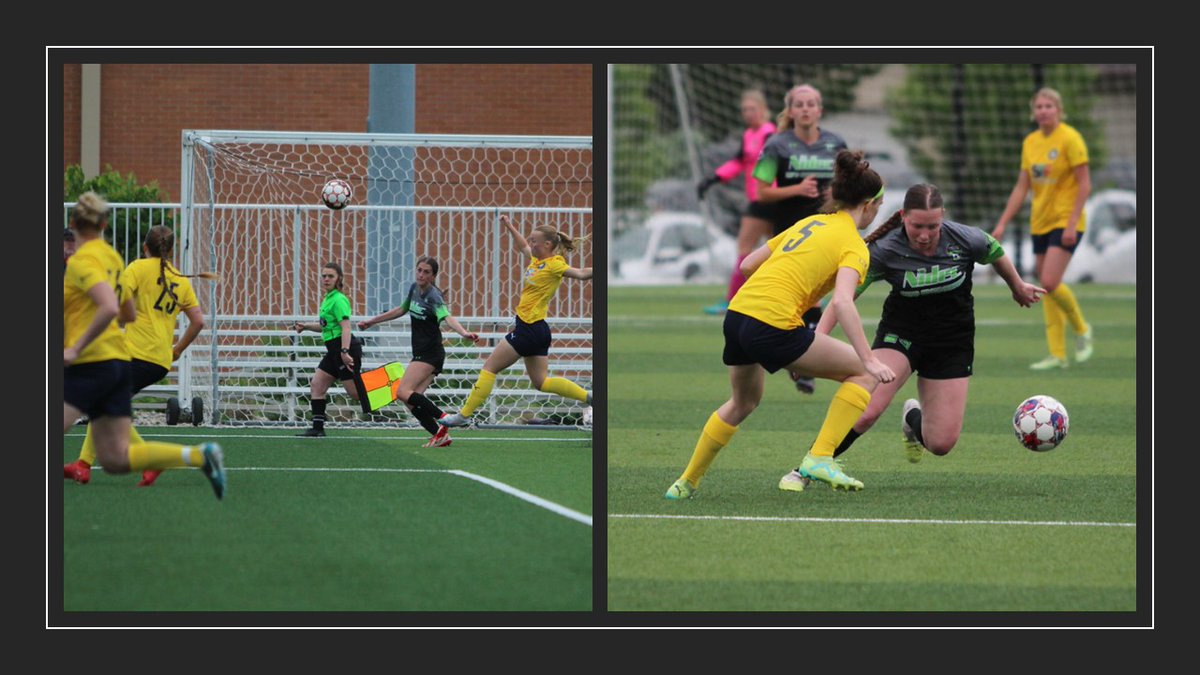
[904,265,963,289]
[786,155,834,179]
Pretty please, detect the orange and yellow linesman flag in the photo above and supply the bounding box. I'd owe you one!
[354,361,406,413]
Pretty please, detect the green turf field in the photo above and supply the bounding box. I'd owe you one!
[608,282,1138,612]
[61,426,592,612]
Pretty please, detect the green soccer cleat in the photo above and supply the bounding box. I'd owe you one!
[664,478,697,500]
[901,398,925,464]
[1030,355,1068,370]
[703,301,729,316]
[1075,325,1094,363]
[799,453,863,491]
[778,469,811,492]
[200,442,226,501]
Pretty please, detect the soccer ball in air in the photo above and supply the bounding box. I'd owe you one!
[581,406,593,427]
[321,179,352,210]
[1012,395,1069,452]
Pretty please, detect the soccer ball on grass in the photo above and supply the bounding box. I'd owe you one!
[1013,395,1069,452]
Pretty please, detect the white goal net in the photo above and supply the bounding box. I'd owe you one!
[179,130,593,428]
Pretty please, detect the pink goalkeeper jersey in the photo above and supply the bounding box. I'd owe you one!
[715,122,776,202]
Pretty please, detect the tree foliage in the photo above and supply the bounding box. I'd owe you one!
[63,164,173,262]
[887,64,1108,227]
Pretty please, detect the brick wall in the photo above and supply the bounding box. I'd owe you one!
[62,63,592,200]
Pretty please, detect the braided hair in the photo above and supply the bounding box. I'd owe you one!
[144,225,220,306]
[863,183,944,245]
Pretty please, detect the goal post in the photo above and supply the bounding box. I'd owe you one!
[179,130,593,428]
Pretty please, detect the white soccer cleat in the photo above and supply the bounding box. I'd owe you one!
[439,412,470,428]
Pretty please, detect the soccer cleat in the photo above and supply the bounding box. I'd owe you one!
[296,427,326,437]
[586,391,592,406]
[63,460,91,485]
[664,478,697,500]
[790,372,816,395]
[137,470,163,487]
[1075,325,1095,363]
[703,300,729,316]
[798,453,863,491]
[200,442,226,500]
[424,424,453,448]
[439,412,471,428]
[901,398,924,463]
[778,469,811,492]
[1029,355,1068,370]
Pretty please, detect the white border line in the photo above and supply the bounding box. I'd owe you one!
[227,466,593,527]
[610,513,1134,528]
[65,433,591,443]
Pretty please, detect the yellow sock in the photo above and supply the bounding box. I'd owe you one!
[682,411,738,487]
[539,376,588,402]
[460,370,497,417]
[1049,283,1087,334]
[81,422,147,466]
[811,382,871,458]
[1043,294,1067,360]
[78,424,97,466]
[127,442,205,471]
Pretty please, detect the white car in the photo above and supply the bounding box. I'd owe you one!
[977,189,1137,284]
[611,211,737,285]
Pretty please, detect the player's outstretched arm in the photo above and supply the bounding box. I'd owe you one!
[564,267,592,281]
[359,305,408,330]
[500,214,532,257]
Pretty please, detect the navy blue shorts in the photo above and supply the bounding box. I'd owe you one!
[1031,229,1084,255]
[722,310,815,373]
[318,336,363,380]
[130,358,169,394]
[505,317,551,357]
[873,326,974,380]
[64,359,132,419]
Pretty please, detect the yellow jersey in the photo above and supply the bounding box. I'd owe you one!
[1021,122,1089,235]
[729,211,869,330]
[514,255,569,323]
[64,238,130,365]
[123,257,199,369]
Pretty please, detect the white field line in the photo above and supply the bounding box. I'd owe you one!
[609,513,1134,528]
[231,466,591,526]
[85,464,592,527]
[449,470,592,527]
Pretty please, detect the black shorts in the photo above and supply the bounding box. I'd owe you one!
[318,336,363,380]
[1031,229,1084,255]
[411,346,445,375]
[722,310,815,373]
[746,200,777,222]
[771,203,820,236]
[64,359,132,419]
[873,327,974,379]
[130,358,169,394]
[505,317,552,357]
